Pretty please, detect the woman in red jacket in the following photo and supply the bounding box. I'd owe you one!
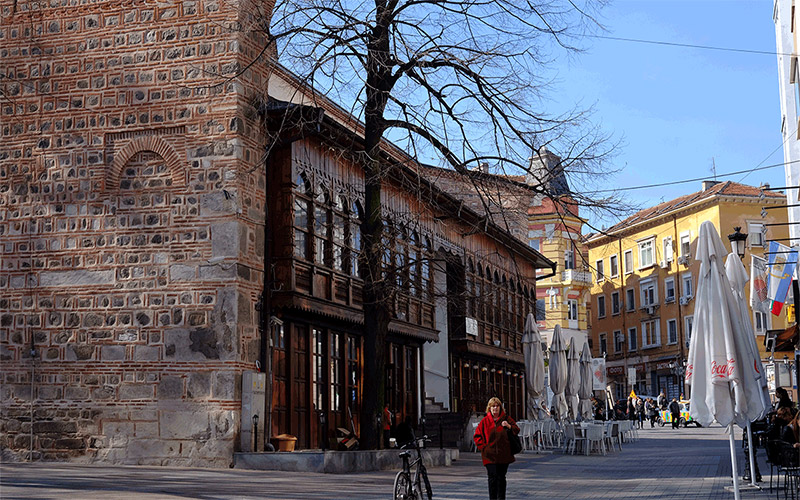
[473,397,520,500]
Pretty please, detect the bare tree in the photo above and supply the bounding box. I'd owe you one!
[261,0,625,449]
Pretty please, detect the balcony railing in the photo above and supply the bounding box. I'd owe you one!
[561,269,592,284]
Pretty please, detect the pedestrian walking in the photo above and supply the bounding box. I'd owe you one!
[627,396,637,423]
[473,397,520,500]
[635,398,645,429]
[657,390,667,410]
[645,399,658,428]
[668,398,681,429]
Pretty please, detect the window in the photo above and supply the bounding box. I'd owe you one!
[642,319,660,348]
[682,273,693,298]
[595,259,605,282]
[748,222,765,248]
[638,237,655,268]
[624,250,633,274]
[599,333,607,354]
[535,299,545,321]
[314,189,331,266]
[663,237,674,263]
[529,239,540,251]
[294,173,312,260]
[609,254,619,277]
[626,288,635,311]
[564,249,575,270]
[628,327,638,351]
[613,330,624,353]
[664,278,675,303]
[611,291,620,315]
[754,310,767,335]
[350,201,363,277]
[667,319,678,344]
[680,232,691,258]
[332,197,347,272]
[640,279,657,307]
[567,299,578,321]
[684,315,694,347]
[597,295,606,318]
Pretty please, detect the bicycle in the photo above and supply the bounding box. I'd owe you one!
[393,435,433,500]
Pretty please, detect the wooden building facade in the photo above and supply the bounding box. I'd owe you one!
[263,91,554,448]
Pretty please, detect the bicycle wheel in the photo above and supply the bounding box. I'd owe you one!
[418,465,433,500]
[394,471,416,500]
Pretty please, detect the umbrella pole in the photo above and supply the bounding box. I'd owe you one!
[728,425,741,500]
[746,423,760,488]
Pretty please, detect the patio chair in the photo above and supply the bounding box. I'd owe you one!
[765,439,800,500]
[604,422,622,452]
[563,424,586,455]
[469,422,479,452]
[540,419,554,448]
[585,424,606,456]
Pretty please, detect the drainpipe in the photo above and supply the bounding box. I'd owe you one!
[672,215,688,398]
[618,236,629,396]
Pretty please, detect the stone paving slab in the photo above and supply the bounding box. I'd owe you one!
[0,424,779,499]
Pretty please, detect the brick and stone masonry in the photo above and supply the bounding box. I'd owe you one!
[0,0,276,466]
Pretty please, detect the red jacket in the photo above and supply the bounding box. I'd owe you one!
[473,410,520,465]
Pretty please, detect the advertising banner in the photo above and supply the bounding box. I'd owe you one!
[591,357,606,390]
[750,254,769,314]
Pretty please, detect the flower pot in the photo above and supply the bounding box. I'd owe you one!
[274,434,297,452]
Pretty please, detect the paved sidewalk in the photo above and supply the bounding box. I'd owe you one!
[0,424,778,499]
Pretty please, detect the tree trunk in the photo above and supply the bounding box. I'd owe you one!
[359,4,393,451]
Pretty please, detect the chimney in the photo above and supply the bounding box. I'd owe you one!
[760,182,770,190]
[701,180,720,191]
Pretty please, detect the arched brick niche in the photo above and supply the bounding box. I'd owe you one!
[107,134,186,192]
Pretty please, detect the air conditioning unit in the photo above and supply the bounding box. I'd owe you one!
[659,260,668,269]
[646,306,655,315]
[677,255,690,266]
[679,296,690,306]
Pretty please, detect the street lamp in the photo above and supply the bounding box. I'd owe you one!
[727,226,748,260]
[670,357,687,399]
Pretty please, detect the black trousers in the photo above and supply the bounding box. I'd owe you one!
[485,463,509,500]
[671,416,680,429]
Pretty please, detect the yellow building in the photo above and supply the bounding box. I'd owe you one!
[520,148,592,352]
[586,180,789,402]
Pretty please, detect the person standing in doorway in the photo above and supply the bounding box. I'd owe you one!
[474,397,520,500]
[669,398,681,429]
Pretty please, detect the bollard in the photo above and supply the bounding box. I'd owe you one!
[319,411,327,451]
[252,414,259,453]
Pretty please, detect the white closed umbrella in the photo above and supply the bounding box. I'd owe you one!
[725,251,771,488]
[686,221,750,500]
[549,324,568,420]
[565,337,581,421]
[522,313,545,419]
[724,253,770,422]
[578,341,593,420]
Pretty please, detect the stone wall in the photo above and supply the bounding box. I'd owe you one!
[0,0,274,466]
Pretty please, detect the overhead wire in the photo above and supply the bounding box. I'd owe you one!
[585,34,792,57]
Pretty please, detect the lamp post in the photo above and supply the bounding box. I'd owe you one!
[669,357,687,399]
[727,226,748,260]
[602,351,609,420]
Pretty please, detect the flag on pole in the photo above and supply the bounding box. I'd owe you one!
[750,254,769,314]
[766,241,798,315]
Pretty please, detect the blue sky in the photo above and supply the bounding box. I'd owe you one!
[552,0,786,231]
